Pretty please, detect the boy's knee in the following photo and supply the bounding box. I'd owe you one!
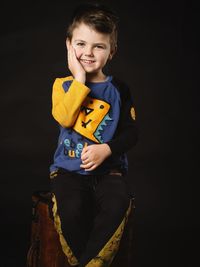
[103,193,130,218]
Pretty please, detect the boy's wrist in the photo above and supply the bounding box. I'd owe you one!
[103,143,112,157]
[74,75,86,84]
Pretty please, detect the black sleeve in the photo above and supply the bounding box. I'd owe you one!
[106,79,138,156]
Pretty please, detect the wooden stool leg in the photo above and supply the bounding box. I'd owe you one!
[27,191,71,267]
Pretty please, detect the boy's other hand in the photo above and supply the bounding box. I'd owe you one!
[80,144,112,171]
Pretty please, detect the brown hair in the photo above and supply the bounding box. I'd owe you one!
[67,3,119,52]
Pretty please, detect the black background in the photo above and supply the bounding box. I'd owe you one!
[0,0,198,266]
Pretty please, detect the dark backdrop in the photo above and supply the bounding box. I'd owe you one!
[0,1,198,266]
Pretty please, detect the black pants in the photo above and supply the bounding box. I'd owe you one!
[50,169,130,267]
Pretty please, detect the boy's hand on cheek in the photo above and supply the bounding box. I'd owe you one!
[67,42,86,83]
[80,144,112,171]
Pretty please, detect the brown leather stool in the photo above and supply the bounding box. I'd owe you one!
[27,191,135,267]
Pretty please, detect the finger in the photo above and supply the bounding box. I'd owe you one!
[81,158,90,164]
[69,47,74,62]
[81,153,88,161]
[84,164,97,171]
[71,44,79,58]
[70,46,79,63]
[81,147,89,158]
[67,47,73,67]
[80,161,94,169]
[71,46,77,56]
[66,39,70,50]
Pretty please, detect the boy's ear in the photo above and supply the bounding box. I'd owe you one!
[109,46,117,60]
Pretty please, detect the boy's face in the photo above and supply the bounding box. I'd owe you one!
[68,22,113,75]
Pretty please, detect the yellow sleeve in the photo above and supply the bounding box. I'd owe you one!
[52,77,90,128]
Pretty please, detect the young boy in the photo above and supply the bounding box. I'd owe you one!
[50,3,138,267]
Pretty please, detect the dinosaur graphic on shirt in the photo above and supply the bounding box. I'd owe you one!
[73,96,112,143]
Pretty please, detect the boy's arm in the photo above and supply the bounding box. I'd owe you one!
[106,84,138,155]
[81,85,138,172]
[80,86,138,172]
[52,78,90,128]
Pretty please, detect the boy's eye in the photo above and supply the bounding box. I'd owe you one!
[95,45,104,49]
[76,42,85,46]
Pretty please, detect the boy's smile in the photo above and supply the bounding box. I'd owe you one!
[80,59,96,65]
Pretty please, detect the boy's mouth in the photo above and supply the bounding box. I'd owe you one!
[81,59,95,64]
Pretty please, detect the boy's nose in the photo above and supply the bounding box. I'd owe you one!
[84,46,93,56]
